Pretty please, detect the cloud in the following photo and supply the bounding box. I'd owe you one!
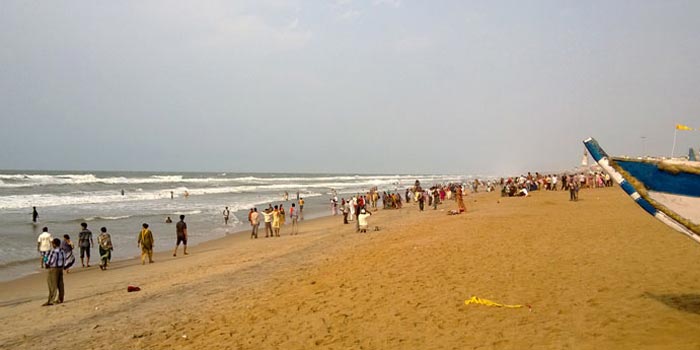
[338,9,361,21]
[209,15,312,52]
[373,0,402,8]
[393,35,432,53]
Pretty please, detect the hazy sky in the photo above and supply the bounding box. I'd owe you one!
[1,1,698,175]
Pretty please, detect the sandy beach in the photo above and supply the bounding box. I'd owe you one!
[2,187,700,349]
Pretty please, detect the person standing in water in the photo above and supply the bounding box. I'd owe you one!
[32,207,39,223]
[299,198,305,220]
[37,227,52,268]
[223,207,230,225]
[173,215,188,256]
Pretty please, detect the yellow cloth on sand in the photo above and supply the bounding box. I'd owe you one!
[464,296,523,309]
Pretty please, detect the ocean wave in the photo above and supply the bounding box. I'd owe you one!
[0,173,464,189]
[0,174,466,210]
[83,215,131,221]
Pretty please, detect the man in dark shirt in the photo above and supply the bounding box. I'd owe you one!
[173,215,188,257]
[78,222,93,267]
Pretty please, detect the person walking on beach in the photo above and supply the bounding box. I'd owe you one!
[290,203,299,235]
[61,234,75,273]
[32,206,39,223]
[262,208,273,238]
[223,207,231,225]
[137,223,154,264]
[78,223,93,268]
[299,198,305,220]
[97,227,113,270]
[250,208,260,239]
[37,227,52,268]
[43,238,65,306]
[174,215,188,256]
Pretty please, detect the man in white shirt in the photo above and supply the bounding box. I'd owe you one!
[37,227,53,268]
[261,208,273,238]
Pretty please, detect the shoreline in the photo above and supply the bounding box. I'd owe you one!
[0,211,337,305]
[4,188,700,349]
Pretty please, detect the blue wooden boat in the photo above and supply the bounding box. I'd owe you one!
[583,138,700,244]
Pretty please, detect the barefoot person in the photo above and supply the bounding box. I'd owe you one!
[37,227,52,268]
[173,215,188,256]
[298,198,305,220]
[272,205,281,237]
[60,234,75,273]
[262,208,273,238]
[250,208,260,239]
[137,223,154,265]
[223,207,230,225]
[97,227,113,270]
[43,238,65,306]
[290,203,299,235]
[78,222,93,268]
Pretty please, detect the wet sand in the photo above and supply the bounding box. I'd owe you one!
[2,187,700,349]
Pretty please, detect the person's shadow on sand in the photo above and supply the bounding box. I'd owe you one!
[645,292,700,315]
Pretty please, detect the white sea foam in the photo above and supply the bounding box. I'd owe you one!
[0,173,465,188]
[0,173,466,210]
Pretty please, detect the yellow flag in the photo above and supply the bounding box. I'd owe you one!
[676,124,693,131]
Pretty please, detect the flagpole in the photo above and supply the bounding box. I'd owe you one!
[671,128,677,157]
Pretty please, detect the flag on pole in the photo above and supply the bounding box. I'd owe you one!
[676,124,694,131]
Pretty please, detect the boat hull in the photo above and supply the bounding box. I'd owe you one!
[583,137,700,244]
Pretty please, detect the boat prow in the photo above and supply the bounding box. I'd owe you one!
[583,137,700,244]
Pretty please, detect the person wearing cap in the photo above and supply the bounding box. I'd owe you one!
[358,208,372,233]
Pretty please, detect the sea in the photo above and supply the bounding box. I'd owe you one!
[0,171,469,282]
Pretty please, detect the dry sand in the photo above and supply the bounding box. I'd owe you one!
[2,187,700,349]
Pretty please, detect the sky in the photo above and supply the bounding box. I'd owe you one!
[1,0,698,175]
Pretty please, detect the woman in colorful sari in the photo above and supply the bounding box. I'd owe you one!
[98,227,113,270]
[137,223,154,265]
[61,234,76,273]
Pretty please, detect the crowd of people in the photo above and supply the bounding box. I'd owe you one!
[36,215,190,306]
[499,171,613,200]
[35,171,613,307]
